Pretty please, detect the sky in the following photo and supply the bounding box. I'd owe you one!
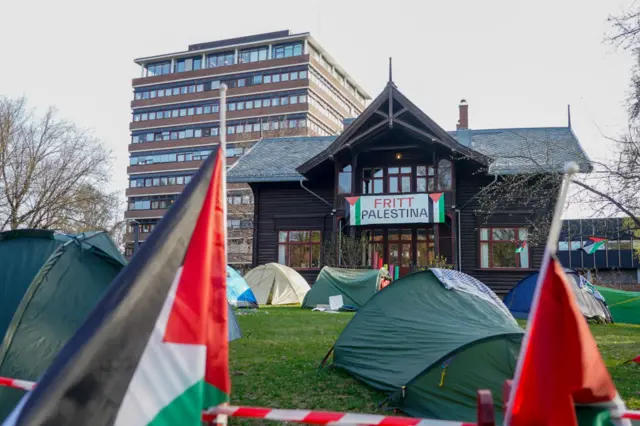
[0,0,636,218]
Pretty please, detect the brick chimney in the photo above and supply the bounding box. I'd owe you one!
[456,99,468,130]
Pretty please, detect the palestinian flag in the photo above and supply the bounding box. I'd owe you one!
[3,148,229,426]
[581,237,607,255]
[515,241,527,253]
[506,257,628,426]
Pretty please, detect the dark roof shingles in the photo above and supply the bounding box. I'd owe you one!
[227,136,335,183]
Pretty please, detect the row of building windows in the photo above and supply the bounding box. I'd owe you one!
[228,190,253,205]
[146,42,304,77]
[131,113,308,144]
[130,147,245,166]
[337,161,453,195]
[127,220,158,234]
[309,69,358,115]
[558,240,640,251]
[309,46,365,105]
[308,119,332,136]
[228,219,254,229]
[129,174,194,188]
[134,69,309,101]
[308,94,344,130]
[133,91,308,122]
[226,117,307,135]
[128,195,178,210]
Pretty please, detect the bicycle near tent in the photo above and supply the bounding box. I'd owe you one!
[323,269,523,424]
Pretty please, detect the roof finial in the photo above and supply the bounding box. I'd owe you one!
[567,104,572,129]
[389,57,393,83]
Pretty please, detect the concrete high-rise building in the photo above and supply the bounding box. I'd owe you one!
[124,30,370,270]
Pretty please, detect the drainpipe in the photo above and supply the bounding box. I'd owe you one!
[300,179,334,209]
[455,174,499,272]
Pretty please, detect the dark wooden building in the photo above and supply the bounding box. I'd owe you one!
[228,77,591,294]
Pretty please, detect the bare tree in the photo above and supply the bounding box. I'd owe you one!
[0,96,120,236]
[473,128,640,247]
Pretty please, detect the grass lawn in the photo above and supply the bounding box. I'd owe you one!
[229,307,640,424]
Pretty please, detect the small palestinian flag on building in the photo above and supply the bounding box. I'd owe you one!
[3,148,230,426]
[515,241,527,253]
[580,237,607,255]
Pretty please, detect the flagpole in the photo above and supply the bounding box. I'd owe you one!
[504,162,579,426]
[217,83,229,426]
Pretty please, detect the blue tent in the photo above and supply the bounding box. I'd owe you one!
[227,266,258,308]
[503,269,612,322]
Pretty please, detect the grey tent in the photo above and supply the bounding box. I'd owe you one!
[328,269,522,423]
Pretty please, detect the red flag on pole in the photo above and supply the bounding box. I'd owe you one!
[507,257,618,426]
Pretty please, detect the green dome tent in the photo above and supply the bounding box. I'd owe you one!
[595,285,640,325]
[0,230,70,338]
[0,231,126,421]
[302,266,383,309]
[328,269,523,423]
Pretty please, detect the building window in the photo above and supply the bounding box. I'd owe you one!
[338,165,352,194]
[273,42,303,59]
[416,228,436,266]
[388,167,412,193]
[278,230,321,269]
[147,62,171,76]
[416,166,435,192]
[362,168,384,194]
[437,159,453,191]
[239,46,268,64]
[207,52,234,68]
[480,227,529,269]
[388,229,412,267]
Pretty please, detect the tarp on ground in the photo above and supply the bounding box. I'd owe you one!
[503,269,612,322]
[227,265,258,308]
[302,266,382,309]
[0,231,126,421]
[331,269,523,423]
[244,263,310,305]
[595,285,640,325]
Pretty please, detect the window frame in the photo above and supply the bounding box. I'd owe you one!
[479,227,530,270]
[277,230,322,270]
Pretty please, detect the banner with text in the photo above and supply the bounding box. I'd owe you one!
[346,193,445,226]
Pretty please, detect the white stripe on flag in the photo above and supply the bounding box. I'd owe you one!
[114,267,206,425]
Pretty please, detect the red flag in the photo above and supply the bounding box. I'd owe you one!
[508,257,617,426]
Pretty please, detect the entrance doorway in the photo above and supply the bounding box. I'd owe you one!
[363,227,437,277]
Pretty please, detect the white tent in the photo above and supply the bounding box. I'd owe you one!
[243,263,311,305]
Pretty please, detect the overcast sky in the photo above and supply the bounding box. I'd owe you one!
[0,0,635,217]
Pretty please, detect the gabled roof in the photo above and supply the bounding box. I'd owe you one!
[452,127,592,175]
[297,82,489,175]
[227,136,335,183]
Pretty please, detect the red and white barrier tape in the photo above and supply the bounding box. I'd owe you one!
[202,405,475,425]
[0,376,35,392]
[622,410,640,420]
[1,377,638,424]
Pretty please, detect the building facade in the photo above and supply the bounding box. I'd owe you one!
[124,30,370,270]
[228,78,591,294]
[558,218,640,287]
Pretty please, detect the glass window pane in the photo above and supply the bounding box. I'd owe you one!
[389,177,399,193]
[278,244,287,264]
[264,75,272,84]
[373,180,383,194]
[389,244,399,265]
[518,228,528,240]
[519,247,529,268]
[417,178,427,192]
[438,159,452,190]
[491,242,517,267]
[400,167,411,173]
[290,245,310,268]
[493,228,515,241]
[401,177,411,193]
[388,167,399,174]
[480,228,489,240]
[481,243,489,268]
